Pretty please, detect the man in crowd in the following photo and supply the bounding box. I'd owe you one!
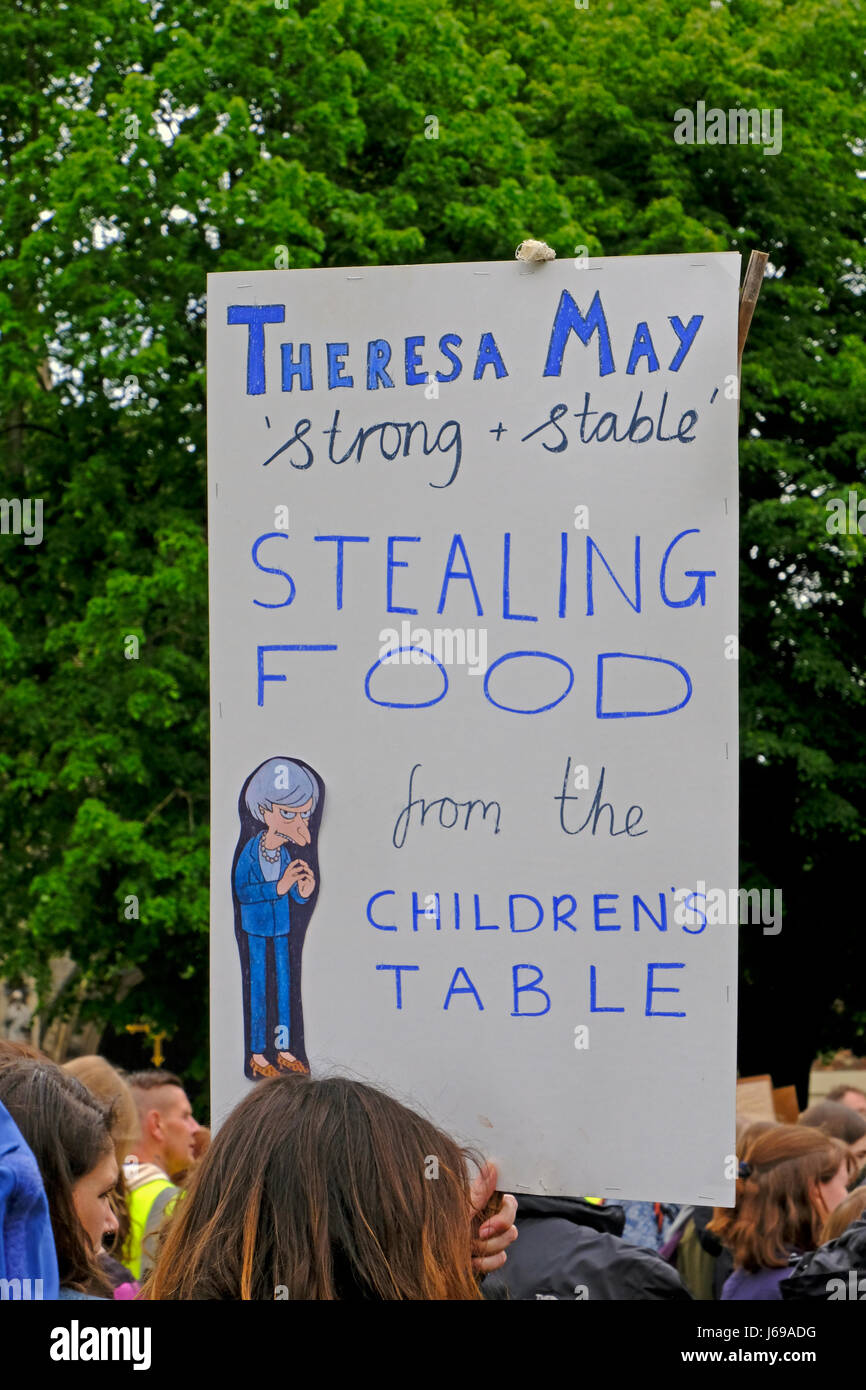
[124,1070,201,1281]
[826,1083,866,1119]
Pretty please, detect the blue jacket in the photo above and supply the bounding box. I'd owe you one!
[234,834,305,937]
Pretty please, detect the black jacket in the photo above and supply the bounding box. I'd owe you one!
[483,1194,692,1301]
[691,1204,733,1298]
[780,1215,866,1300]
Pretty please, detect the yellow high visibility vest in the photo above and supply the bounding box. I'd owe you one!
[124,1175,178,1282]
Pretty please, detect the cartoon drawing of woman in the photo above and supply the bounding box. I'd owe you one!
[231,757,322,1080]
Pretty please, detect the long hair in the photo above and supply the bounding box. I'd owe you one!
[63,1054,141,1255]
[144,1075,483,1300]
[0,1059,115,1295]
[708,1123,856,1271]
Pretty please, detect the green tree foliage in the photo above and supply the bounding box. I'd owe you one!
[1,0,863,1103]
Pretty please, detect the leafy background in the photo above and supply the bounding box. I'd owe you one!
[1,0,863,1115]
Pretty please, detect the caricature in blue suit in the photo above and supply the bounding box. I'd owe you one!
[232,757,320,1080]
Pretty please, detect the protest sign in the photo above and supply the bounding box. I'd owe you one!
[207,253,740,1202]
[736,1074,777,1125]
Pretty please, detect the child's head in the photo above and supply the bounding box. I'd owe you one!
[710,1123,856,1271]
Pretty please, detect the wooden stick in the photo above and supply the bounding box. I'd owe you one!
[738,250,768,369]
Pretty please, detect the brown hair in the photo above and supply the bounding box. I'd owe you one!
[126,1069,185,1093]
[799,1100,866,1146]
[0,1039,47,1063]
[143,1074,484,1300]
[709,1124,856,1272]
[63,1055,141,1255]
[0,1059,115,1295]
[826,1084,866,1105]
[736,1118,779,1148]
[820,1186,866,1243]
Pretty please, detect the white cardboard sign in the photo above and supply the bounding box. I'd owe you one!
[207,253,739,1204]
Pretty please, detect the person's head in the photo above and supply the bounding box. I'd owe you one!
[825,1085,866,1121]
[0,1059,118,1293]
[736,1118,779,1150]
[709,1124,856,1272]
[63,1055,140,1167]
[127,1070,200,1180]
[799,1100,866,1170]
[244,758,319,848]
[820,1185,866,1244]
[144,1074,484,1300]
[0,1038,47,1063]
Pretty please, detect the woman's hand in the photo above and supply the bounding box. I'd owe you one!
[277,860,315,897]
[291,860,316,897]
[469,1160,518,1274]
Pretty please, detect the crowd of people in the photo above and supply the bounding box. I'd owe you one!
[1,1037,866,1301]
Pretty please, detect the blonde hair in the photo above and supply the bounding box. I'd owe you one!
[820,1186,866,1243]
[63,1055,140,1165]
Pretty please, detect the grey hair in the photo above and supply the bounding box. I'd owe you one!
[244,758,319,822]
